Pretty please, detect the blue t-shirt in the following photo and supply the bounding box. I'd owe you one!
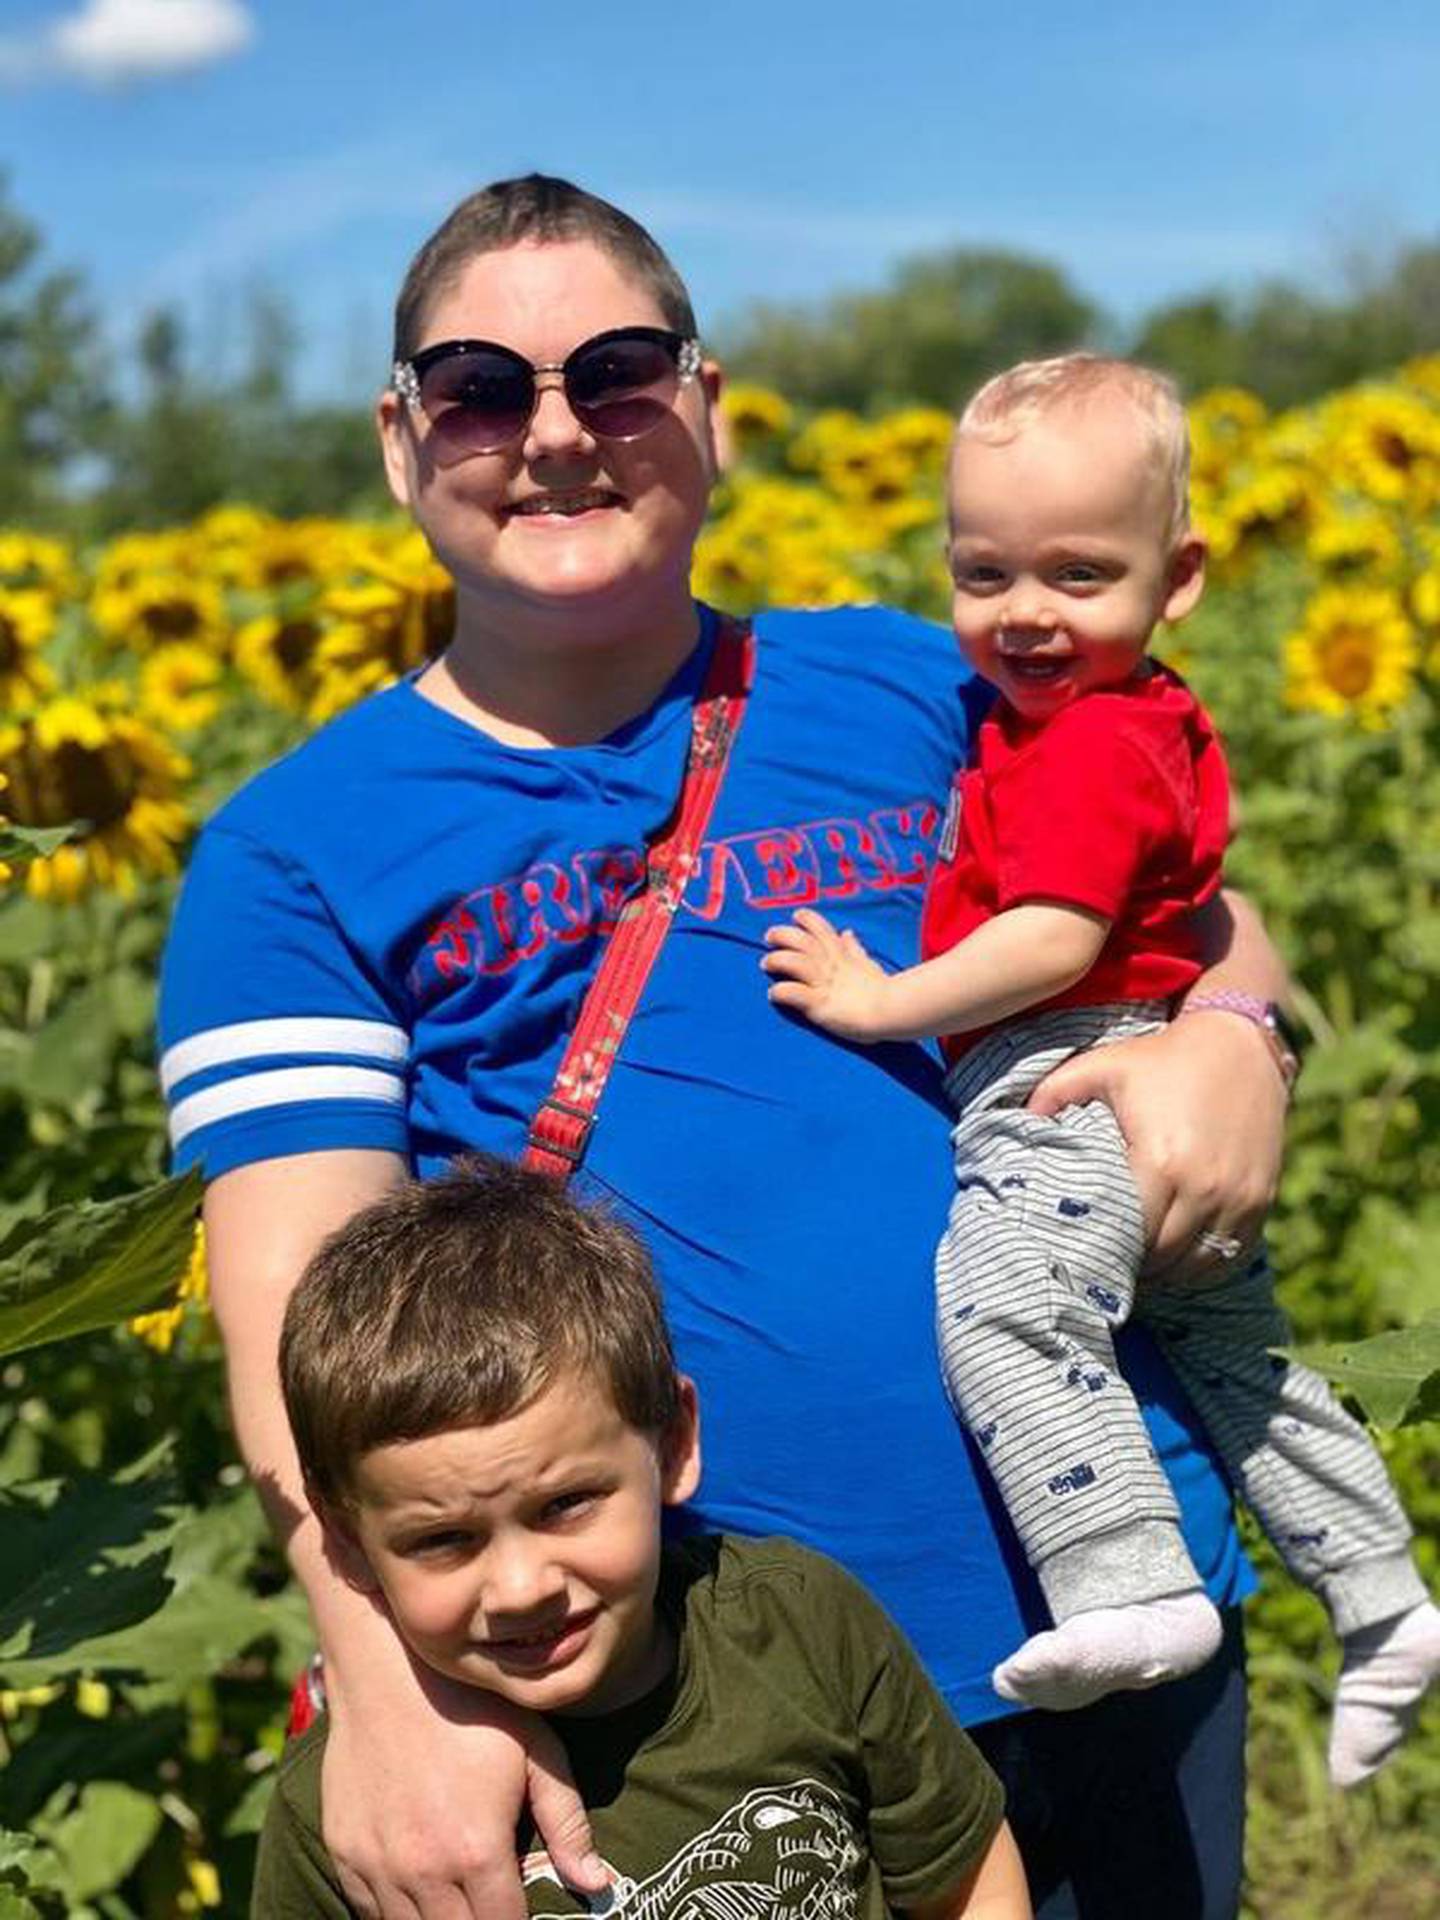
[159,603,1249,1723]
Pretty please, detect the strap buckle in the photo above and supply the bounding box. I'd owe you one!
[525,1094,595,1166]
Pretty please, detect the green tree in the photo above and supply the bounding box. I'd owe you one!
[724,248,1100,412]
[1134,240,1440,405]
[94,292,388,531]
[0,174,108,519]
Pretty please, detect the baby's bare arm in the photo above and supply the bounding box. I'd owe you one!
[762,902,1109,1044]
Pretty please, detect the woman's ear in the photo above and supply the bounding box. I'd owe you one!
[375,389,416,510]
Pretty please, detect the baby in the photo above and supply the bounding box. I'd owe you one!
[763,353,1440,1788]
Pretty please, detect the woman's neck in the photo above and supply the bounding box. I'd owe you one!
[419,594,703,749]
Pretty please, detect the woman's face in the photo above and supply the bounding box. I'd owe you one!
[378,239,720,645]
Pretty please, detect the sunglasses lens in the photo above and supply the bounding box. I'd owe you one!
[417,349,534,453]
[568,334,680,440]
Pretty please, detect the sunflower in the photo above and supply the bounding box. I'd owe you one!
[1187,388,1268,495]
[139,643,226,733]
[91,530,198,600]
[1400,355,1440,403]
[130,1224,209,1353]
[1207,461,1318,565]
[193,503,280,584]
[0,530,79,598]
[221,516,354,593]
[871,407,955,479]
[234,609,330,712]
[1305,508,1404,579]
[0,693,192,900]
[1324,388,1440,510]
[91,569,229,655]
[719,384,794,459]
[306,569,454,723]
[341,531,456,659]
[1284,585,1418,726]
[0,587,58,708]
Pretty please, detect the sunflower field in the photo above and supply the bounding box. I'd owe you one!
[2,360,1440,1916]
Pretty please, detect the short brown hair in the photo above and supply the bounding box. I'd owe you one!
[281,1157,682,1513]
[393,174,698,363]
[956,352,1192,543]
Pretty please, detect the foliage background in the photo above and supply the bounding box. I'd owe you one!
[2,357,1440,1913]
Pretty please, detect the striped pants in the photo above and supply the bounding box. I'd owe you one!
[937,1004,1420,1633]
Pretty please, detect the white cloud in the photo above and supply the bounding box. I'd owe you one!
[0,0,254,87]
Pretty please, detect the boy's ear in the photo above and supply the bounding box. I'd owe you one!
[309,1486,384,1596]
[1161,533,1207,625]
[660,1375,702,1507]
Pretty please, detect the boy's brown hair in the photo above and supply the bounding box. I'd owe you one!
[280,1156,682,1513]
[393,173,698,364]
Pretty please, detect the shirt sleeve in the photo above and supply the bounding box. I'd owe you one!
[158,822,411,1180]
[251,1730,357,1919]
[990,699,1192,919]
[814,1553,1006,1908]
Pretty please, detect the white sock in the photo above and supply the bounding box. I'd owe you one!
[993,1591,1223,1712]
[1328,1600,1440,1789]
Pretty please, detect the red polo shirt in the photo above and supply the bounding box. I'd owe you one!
[922,665,1230,1063]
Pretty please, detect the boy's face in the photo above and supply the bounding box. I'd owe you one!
[946,398,1205,722]
[336,1370,700,1716]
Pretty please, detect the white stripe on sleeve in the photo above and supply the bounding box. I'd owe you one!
[167,1065,406,1151]
[160,1017,409,1095]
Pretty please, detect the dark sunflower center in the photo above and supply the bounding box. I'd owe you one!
[1,737,138,830]
[1373,431,1414,472]
[274,619,323,676]
[1321,630,1377,700]
[143,598,205,641]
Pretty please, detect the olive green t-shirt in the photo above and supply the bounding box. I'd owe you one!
[252,1535,1004,1917]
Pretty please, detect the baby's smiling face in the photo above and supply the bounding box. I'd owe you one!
[946,397,1206,722]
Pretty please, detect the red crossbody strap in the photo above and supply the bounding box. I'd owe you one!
[521,615,756,1180]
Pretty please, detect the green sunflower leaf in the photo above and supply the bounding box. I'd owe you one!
[0,1171,202,1359]
[1283,1316,1440,1430]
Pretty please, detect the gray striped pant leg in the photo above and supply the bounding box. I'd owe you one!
[1142,1260,1426,1635]
[938,1017,1198,1620]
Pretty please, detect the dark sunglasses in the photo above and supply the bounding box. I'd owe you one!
[392,326,703,457]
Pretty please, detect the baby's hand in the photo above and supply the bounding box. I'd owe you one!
[762,908,892,1042]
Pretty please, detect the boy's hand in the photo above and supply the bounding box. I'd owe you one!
[762,908,892,1041]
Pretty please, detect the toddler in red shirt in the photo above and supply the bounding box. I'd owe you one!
[764,354,1440,1787]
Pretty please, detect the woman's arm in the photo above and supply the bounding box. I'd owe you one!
[206,1151,604,1920]
[1029,889,1292,1283]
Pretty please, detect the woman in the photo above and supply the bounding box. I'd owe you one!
[160,176,1290,1920]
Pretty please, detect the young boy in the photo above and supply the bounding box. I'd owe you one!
[763,354,1440,1787]
[253,1157,1029,1918]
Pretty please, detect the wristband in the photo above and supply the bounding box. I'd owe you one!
[1180,990,1303,1094]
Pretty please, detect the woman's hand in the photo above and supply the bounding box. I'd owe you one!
[321,1662,606,1920]
[1028,1011,1287,1287]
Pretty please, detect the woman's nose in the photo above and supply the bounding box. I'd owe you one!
[524,373,594,459]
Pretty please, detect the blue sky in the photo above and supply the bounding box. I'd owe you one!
[4,0,1439,398]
